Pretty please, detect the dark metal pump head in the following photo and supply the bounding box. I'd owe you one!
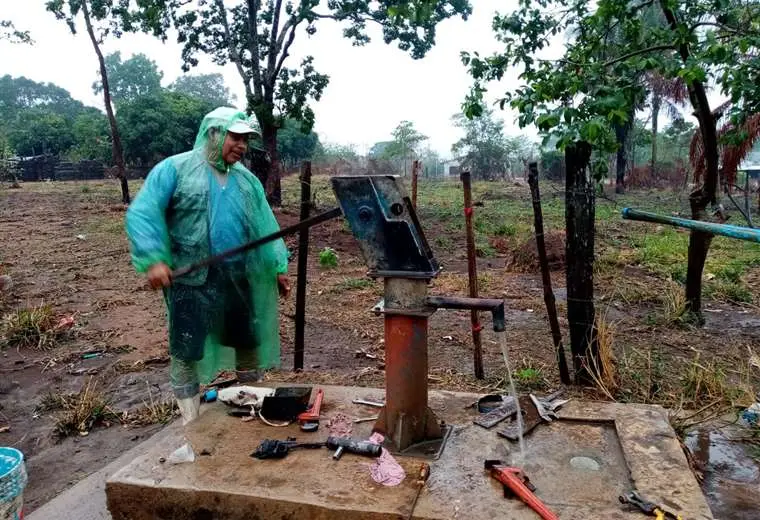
[330,176,440,278]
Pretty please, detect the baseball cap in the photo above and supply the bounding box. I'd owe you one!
[227,119,259,137]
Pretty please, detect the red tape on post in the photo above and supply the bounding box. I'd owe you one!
[472,323,483,333]
[464,207,474,217]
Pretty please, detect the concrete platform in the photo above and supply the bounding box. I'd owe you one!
[106,385,714,519]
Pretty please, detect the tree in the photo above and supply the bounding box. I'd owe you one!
[0,20,32,44]
[0,75,109,160]
[418,145,444,178]
[118,91,214,165]
[135,0,471,205]
[277,119,320,170]
[169,73,234,107]
[452,109,534,179]
[46,0,141,204]
[369,141,394,158]
[647,72,688,177]
[68,110,112,162]
[7,109,74,157]
[94,51,163,105]
[384,120,428,175]
[463,0,760,323]
[0,75,92,128]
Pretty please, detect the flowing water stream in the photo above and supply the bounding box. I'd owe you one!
[497,331,526,461]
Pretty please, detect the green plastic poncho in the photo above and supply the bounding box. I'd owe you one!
[125,107,288,389]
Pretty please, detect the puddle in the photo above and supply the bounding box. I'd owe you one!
[685,427,760,519]
[570,456,601,471]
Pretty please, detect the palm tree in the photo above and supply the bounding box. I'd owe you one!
[647,72,688,178]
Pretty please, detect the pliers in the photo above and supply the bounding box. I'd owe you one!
[619,491,684,519]
[529,393,569,423]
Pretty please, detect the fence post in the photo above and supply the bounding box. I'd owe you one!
[411,160,420,209]
[294,161,312,371]
[527,162,571,384]
[460,171,484,379]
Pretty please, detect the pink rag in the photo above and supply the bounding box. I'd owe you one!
[367,432,406,486]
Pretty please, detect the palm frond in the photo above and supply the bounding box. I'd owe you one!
[689,102,760,186]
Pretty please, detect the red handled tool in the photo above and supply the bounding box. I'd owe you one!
[297,388,324,431]
[484,460,559,520]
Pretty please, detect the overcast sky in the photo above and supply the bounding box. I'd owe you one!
[0,0,538,158]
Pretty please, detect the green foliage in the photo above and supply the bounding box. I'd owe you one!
[277,119,321,169]
[315,142,358,162]
[462,0,760,179]
[136,0,471,136]
[6,108,74,157]
[384,120,428,160]
[0,19,32,44]
[117,91,214,165]
[94,52,163,105]
[452,108,536,179]
[169,73,234,107]
[0,75,113,159]
[318,247,339,269]
[67,111,112,162]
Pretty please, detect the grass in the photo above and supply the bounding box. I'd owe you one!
[318,247,339,268]
[1,304,62,350]
[512,357,549,390]
[51,378,118,438]
[330,277,374,293]
[39,379,178,436]
[123,384,178,426]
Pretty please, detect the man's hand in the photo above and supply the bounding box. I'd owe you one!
[147,262,172,290]
[277,274,291,299]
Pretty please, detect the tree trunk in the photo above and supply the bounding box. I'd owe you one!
[81,0,129,204]
[650,92,661,179]
[260,121,282,206]
[564,141,598,386]
[614,122,629,194]
[659,1,719,320]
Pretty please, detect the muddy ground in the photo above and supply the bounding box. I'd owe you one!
[1,177,759,517]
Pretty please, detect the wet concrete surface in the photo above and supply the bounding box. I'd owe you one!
[106,385,713,520]
[686,426,760,520]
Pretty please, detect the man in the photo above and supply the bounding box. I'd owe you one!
[125,107,289,424]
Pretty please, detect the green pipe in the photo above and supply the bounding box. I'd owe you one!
[621,208,760,243]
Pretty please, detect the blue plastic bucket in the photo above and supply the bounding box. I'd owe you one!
[0,448,27,520]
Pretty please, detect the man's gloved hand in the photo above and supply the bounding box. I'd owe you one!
[147,262,172,289]
[277,274,290,298]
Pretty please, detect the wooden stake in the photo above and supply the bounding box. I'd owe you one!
[527,162,571,384]
[294,161,312,371]
[411,160,420,209]
[460,171,484,379]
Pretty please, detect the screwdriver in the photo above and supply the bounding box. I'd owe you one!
[406,463,430,520]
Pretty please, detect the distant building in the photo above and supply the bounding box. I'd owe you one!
[739,161,760,179]
[442,159,461,177]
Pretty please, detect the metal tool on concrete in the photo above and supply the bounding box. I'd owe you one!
[485,460,559,520]
[497,391,568,441]
[331,175,507,458]
[474,395,518,429]
[352,399,384,408]
[405,462,431,520]
[297,388,324,431]
[619,491,684,519]
[252,436,382,460]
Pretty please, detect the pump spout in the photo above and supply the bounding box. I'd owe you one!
[425,296,506,332]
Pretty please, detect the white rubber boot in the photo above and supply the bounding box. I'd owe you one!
[177,394,200,426]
